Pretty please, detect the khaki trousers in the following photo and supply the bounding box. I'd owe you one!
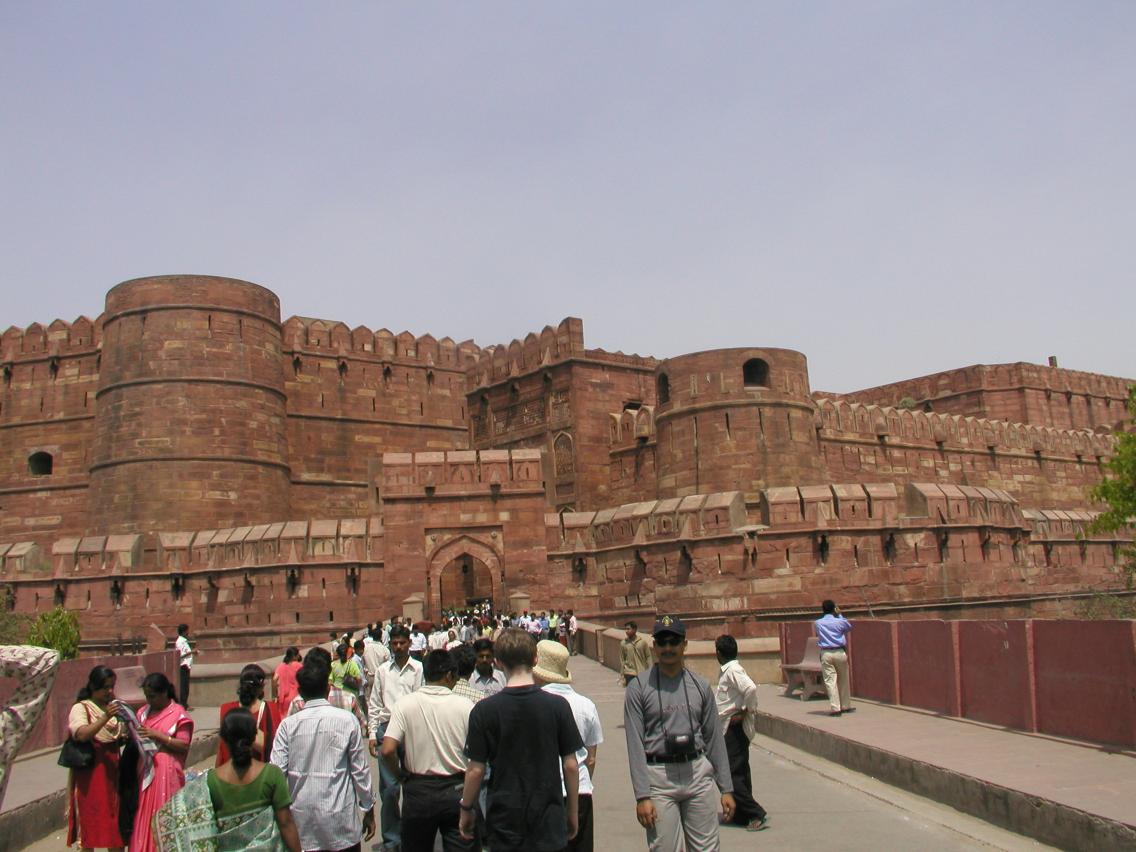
[820,648,851,712]
[644,755,721,852]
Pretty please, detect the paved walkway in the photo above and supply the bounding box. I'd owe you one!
[755,681,1136,849]
[10,654,1134,850]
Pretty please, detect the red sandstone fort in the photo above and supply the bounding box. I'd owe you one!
[1,276,1132,658]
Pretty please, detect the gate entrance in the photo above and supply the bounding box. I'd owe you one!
[438,555,494,611]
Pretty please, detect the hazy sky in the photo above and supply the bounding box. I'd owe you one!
[2,3,1133,392]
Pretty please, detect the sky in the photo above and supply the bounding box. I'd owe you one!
[2,2,1133,393]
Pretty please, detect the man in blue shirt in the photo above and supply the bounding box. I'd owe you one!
[813,600,853,717]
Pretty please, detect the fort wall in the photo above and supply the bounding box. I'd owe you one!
[833,362,1130,430]
[0,277,1132,655]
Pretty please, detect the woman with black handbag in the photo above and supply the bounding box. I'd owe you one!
[66,665,126,851]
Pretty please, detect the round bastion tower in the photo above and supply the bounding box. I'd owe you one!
[87,276,291,534]
[653,347,824,500]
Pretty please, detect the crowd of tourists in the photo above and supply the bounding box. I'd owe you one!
[0,600,798,852]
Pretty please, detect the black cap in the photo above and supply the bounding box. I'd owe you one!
[652,615,687,638]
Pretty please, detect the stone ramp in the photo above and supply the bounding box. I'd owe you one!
[6,657,1133,851]
[755,682,1136,850]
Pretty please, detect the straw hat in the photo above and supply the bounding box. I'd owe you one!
[533,639,572,684]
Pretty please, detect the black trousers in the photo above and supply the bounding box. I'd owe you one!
[566,793,593,852]
[401,773,477,852]
[179,665,191,708]
[725,721,767,825]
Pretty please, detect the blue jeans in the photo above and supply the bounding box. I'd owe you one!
[376,721,402,846]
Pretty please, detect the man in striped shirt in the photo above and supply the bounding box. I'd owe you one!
[271,657,376,852]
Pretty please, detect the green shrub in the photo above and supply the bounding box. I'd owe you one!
[0,586,30,645]
[25,606,81,660]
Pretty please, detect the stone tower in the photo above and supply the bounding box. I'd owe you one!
[653,347,824,499]
[87,276,291,533]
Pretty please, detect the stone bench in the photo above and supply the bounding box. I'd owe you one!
[782,636,827,700]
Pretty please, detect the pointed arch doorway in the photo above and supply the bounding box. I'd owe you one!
[439,555,494,611]
[427,535,503,616]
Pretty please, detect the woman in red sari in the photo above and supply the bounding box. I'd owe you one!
[216,664,280,766]
[131,673,193,851]
[68,665,126,851]
[271,647,302,717]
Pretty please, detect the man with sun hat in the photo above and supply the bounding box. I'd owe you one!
[533,639,604,852]
[624,615,735,851]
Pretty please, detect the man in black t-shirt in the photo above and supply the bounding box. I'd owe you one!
[459,628,583,851]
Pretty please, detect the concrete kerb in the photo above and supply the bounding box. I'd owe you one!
[755,712,1136,851]
[0,731,220,852]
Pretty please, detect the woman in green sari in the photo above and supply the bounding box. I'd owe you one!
[154,708,300,851]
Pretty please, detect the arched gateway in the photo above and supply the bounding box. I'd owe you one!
[427,535,502,615]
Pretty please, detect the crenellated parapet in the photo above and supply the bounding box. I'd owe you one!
[0,316,103,361]
[466,318,586,390]
[832,362,1133,432]
[281,317,482,367]
[814,397,1115,459]
[381,449,545,497]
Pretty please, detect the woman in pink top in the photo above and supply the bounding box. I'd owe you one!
[272,647,302,715]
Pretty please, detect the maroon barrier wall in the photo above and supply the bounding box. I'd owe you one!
[957,620,1033,730]
[896,621,957,715]
[779,618,1136,748]
[780,621,814,669]
[847,620,897,703]
[0,650,177,756]
[1033,620,1136,748]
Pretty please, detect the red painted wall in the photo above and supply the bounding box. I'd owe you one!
[778,618,1136,748]
[0,650,177,756]
[896,621,957,714]
[957,620,1033,730]
[847,620,898,704]
[1033,620,1136,748]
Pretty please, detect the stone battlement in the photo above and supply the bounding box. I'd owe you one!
[282,316,482,366]
[813,397,1114,459]
[0,317,102,360]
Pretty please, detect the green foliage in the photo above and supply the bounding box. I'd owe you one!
[1074,591,1136,620]
[0,587,31,645]
[25,606,81,660]
[1084,385,1136,601]
[897,396,917,410]
[1088,386,1136,535]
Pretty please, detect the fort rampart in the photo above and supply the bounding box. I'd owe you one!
[1,275,1131,656]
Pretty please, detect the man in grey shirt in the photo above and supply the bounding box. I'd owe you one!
[624,616,735,851]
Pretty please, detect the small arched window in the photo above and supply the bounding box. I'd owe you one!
[743,358,770,388]
[657,373,670,405]
[28,451,53,476]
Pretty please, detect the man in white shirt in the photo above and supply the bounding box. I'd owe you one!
[533,640,603,852]
[428,625,449,652]
[714,634,768,832]
[409,626,429,661]
[567,610,579,656]
[468,638,507,697]
[174,623,194,709]
[362,625,392,703]
[272,657,376,852]
[368,625,424,851]
[381,648,476,852]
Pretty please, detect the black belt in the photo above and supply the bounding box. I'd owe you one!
[646,750,704,765]
[405,772,465,782]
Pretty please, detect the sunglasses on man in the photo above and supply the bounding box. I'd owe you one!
[654,634,684,647]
